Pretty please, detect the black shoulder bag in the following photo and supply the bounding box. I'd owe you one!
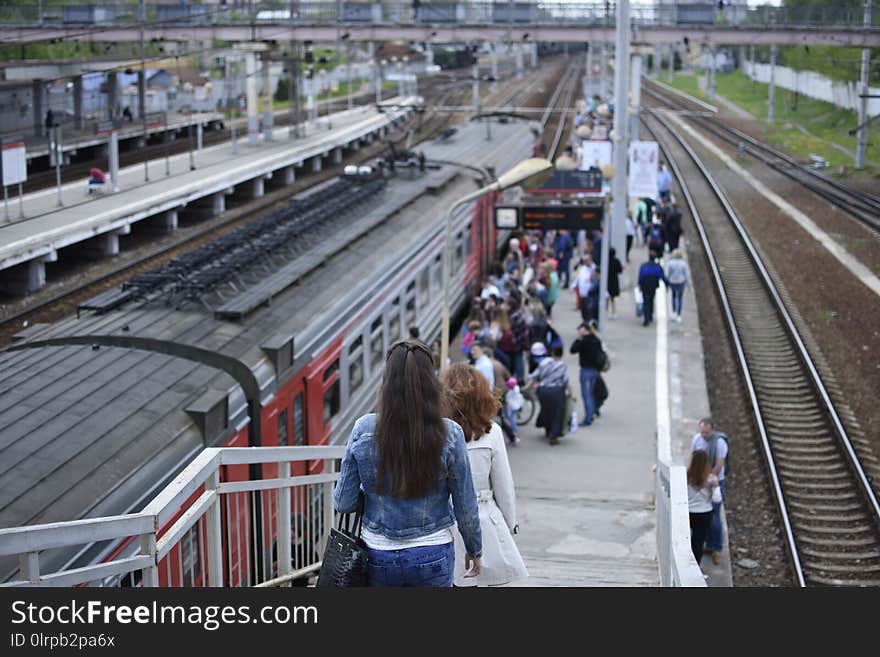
[316,492,369,587]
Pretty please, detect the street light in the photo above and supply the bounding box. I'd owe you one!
[440,157,554,371]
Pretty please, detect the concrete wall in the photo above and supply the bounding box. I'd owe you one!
[744,60,880,116]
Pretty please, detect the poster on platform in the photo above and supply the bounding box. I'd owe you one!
[578,139,612,172]
[628,140,658,199]
[1,141,27,187]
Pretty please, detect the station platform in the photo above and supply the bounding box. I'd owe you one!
[451,237,733,587]
[0,96,418,293]
[20,111,225,163]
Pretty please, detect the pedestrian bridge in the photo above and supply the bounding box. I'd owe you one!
[2,2,878,47]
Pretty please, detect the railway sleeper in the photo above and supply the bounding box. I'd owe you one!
[779,471,852,483]
[783,480,860,491]
[794,523,876,535]
[786,500,865,513]
[786,491,859,502]
[791,511,870,524]
[806,574,880,586]
[804,561,880,574]
[801,547,880,561]
[798,534,879,548]
[777,462,847,473]
[771,446,839,456]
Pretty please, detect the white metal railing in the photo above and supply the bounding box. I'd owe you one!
[654,288,705,587]
[0,446,345,588]
[655,462,706,587]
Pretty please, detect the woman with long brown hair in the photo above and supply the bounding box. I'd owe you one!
[441,363,528,586]
[687,449,719,565]
[333,340,482,586]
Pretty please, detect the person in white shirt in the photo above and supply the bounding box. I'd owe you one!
[480,278,500,301]
[469,342,495,390]
[687,449,719,565]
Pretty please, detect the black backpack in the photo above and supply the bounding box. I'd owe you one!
[648,225,664,246]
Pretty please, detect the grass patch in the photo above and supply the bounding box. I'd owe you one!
[667,71,880,174]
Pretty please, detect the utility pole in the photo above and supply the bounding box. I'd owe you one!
[139,0,149,182]
[768,44,777,122]
[856,0,873,168]
[289,1,303,139]
[600,0,630,337]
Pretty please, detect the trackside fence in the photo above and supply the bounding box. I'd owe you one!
[0,446,346,587]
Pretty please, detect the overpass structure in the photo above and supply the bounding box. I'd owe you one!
[1,2,879,48]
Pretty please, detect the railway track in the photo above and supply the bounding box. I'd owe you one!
[643,108,880,587]
[542,61,582,160]
[643,80,880,238]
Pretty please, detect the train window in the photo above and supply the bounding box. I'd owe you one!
[389,299,401,343]
[371,331,384,371]
[406,280,416,295]
[406,297,416,325]
[292,393,304,445]
[349,337,364,394]
[323,379,340,425]
[433,254,442,289]
[323,358,341,425]
[455,231,464,266]
[464,228,472,256]
[278,409,289,446]
[323,359,339,382]
[419,269,429,308]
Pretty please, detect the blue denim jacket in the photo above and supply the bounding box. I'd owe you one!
[333,414,482,558]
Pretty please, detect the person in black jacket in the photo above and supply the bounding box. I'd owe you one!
[638,255,668,327]
[569,320,604,427]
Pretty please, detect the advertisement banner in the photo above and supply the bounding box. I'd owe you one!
[578,139,612,172]
[628,140,658,200]
[2,141,27,187]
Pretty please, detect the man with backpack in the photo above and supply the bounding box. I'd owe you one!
[691,418,729,566]
[647,220,666,259]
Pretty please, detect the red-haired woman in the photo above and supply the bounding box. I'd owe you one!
[441,363,528,587]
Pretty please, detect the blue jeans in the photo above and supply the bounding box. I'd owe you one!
[503,407,519,436]
[367,542,454,587]
[511,350,525,383]
[707,479,726,553]
[579,367,598,425]
[670,283,685,316]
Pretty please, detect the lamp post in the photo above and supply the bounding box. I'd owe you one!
[440,157,554,371]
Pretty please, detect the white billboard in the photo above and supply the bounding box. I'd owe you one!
[579,139,612,172]
[1,141,27,187]
[628,140,658,200]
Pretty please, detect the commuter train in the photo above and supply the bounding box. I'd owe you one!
[0,120,540,586]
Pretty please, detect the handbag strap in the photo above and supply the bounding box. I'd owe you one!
[338,491,365,538]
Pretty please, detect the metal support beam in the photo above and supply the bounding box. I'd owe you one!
[856,1,873,168]
[768,44,777,122]
[602,0,630,338]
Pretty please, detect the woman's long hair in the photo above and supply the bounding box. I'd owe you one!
[375,340,446,498]
[687,450,711,488]
[440,363,500,443]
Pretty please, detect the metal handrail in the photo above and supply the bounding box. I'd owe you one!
[0,445,345,588]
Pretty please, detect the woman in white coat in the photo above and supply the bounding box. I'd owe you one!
[441,363,529,587]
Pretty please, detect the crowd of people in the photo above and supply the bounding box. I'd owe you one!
[331,147,730,586]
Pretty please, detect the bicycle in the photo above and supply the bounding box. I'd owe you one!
[515,386,537,426]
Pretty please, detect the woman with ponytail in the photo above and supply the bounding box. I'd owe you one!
[333,340,482,586]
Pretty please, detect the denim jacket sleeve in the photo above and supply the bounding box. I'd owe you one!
[332,424,363,514]
[446,422,483,558]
